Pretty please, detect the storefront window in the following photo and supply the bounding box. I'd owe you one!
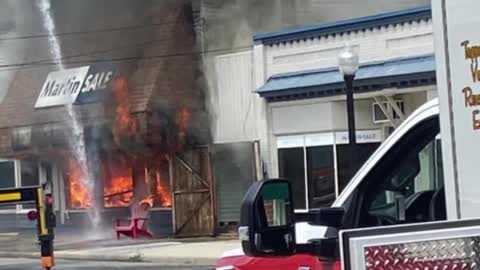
[0,161,16,210]
[0,161,15,189]
[0,160,41,210]
[278,148,306,209]
[336,143,379,193]
[102,155,134,209]
[21,160,39,187]
[307,146,335,208]
[21,160,40,209]
[277,131,381,211]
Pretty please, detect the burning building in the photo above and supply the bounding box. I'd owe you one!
[0,0,213,237]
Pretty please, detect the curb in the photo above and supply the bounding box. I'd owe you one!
[0,251,39,259]
[57,252,217,266]
[0,251,216,267]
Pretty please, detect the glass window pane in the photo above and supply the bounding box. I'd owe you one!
[415,142,436,192]
[21,160,39,187]
[0,161,15,189]
[21,160,39,209]
[337,143,379,193]
[374,104,388,122]
[0,161,16,210]
[307,146,335,208]
[278,148,306,209]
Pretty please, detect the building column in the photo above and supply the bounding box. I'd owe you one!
[253,43,273,179]
[55,164,66,225]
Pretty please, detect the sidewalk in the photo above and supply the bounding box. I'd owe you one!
[0,229,240,266]
[55,240,240,265]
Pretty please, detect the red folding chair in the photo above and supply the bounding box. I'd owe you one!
[115,202,153,239]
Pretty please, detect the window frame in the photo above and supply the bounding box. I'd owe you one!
[0,159,19,213]
[0,159,42,214]
[372,100,405,123]
[276,130,382,212]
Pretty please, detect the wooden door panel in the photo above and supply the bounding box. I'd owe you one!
[172,147,215,237]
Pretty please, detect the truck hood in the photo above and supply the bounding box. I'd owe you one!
[220,222,327,258]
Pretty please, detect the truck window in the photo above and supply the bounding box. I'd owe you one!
[369,139,443,208]
[356,117,445,228]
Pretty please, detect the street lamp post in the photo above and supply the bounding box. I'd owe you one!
[338,44,360,179]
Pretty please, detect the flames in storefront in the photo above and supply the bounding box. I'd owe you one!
[139,164,172,208]
[112,76,138,138]
[102,160,133,208]
[65,75,184,211]
[67,158,92,209]
[66,157,172,209]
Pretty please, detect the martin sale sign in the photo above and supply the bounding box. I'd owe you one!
[35,64,116,109]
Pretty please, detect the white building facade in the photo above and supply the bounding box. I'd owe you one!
[213,6,437,211]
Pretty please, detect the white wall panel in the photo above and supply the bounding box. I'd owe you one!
[213,51,257,143]
[263,18,434,77]
[271,102,333,135]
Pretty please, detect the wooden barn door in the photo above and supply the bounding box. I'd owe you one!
[171,146,215,237]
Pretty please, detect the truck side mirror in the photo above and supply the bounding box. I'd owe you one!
[239,179,296,257]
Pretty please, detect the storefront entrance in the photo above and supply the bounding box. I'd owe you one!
[277,130,381,210]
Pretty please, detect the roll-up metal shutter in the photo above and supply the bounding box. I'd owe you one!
[212,142,255,225]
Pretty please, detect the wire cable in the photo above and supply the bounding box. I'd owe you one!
[0,45,252,70]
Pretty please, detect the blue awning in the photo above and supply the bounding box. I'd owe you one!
[258,54,436,101]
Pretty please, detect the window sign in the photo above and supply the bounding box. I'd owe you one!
[335,130,382,145]
[75,63,116,105]
[277,135,304,149]
[35,66,90,108]
[35,64,116,109]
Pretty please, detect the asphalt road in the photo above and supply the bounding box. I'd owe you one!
[0,258,213,270]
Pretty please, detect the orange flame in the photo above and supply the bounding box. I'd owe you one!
[139,166,172,208]
[103,176,133,208]
[175,107,192,147]
[67,159,92,209]
[112,77,138,138]
[66,155,172,209]
[155,170,172,207]
[176,107,191,131]
[103,158,134,208]
[139,196,154,208]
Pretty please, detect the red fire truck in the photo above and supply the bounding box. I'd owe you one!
[216,0,480,269]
